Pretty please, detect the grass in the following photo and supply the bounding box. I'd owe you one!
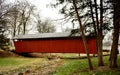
[53,56,120,75]
[0,57,30,66]
[53,59,89,75]
[0,57,48,74]
[0,54,120,75]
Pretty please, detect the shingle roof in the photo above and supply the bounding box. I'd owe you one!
[13,32,77,40]
[13,31,96,40]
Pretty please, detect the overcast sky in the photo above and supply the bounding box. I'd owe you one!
[9,0,74,32]
[9,0,63,20]
[28,0,64,20]
[27,0,73,32]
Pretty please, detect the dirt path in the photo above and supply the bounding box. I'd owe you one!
[25,58,63,75]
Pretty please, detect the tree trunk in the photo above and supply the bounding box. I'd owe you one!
[97,29,104,66]
[89,0,97,34]
[109,0,120,68]
[23,22,27,35]
[98,0,104,66]
[13,15,17,37]
[89,0,98,57]
[94,0,104,66]
[72,0,93,70]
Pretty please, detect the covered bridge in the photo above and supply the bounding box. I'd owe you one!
[13,32,97,54]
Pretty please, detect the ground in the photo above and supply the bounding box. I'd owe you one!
[0,49,19,57]
[0,50,63,75]
[0,50,120,75]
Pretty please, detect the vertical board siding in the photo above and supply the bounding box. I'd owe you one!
[14,38,97,54]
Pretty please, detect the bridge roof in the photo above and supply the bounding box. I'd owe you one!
[13,32,80,40]
[13,31,95,40]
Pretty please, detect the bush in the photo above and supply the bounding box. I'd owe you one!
[0,34,10,50]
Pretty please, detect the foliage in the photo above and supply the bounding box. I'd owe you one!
[0,0,11,48]
[0,34,9,50]
[52,0,113,34]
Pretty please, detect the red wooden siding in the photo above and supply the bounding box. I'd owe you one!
[14,38,97,54]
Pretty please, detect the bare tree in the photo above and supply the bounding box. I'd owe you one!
[8,5,20,37]
[19,1,35,34]
[8,0,36,37]
[0,0,10,33]
[37,16,56,33]
[0,0,11,48]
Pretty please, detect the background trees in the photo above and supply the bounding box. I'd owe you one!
[53,0,111,67]
[1,0,55,38]
[36,15,56,33]
[52,0,119,69]
[8,0,36,37]
[0,0,56,49]
[0,0,11,49]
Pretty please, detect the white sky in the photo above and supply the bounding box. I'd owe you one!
[9,0,64,20]
[28,0,64,20]
[9,0,74,32]
[28,0,73,32]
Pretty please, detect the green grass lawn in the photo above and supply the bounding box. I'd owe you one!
[53,56,120,75]
[0,57,48,74]
[0,55,120,75]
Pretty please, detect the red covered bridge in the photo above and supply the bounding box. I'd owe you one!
[13,32,97,54]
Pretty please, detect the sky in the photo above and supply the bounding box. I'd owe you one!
[9,0,75,32]
[9,0,66,32]
[28,0,75,32]
[28,0,65,32]
[28,0,64,20]
[9,0,63,20]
